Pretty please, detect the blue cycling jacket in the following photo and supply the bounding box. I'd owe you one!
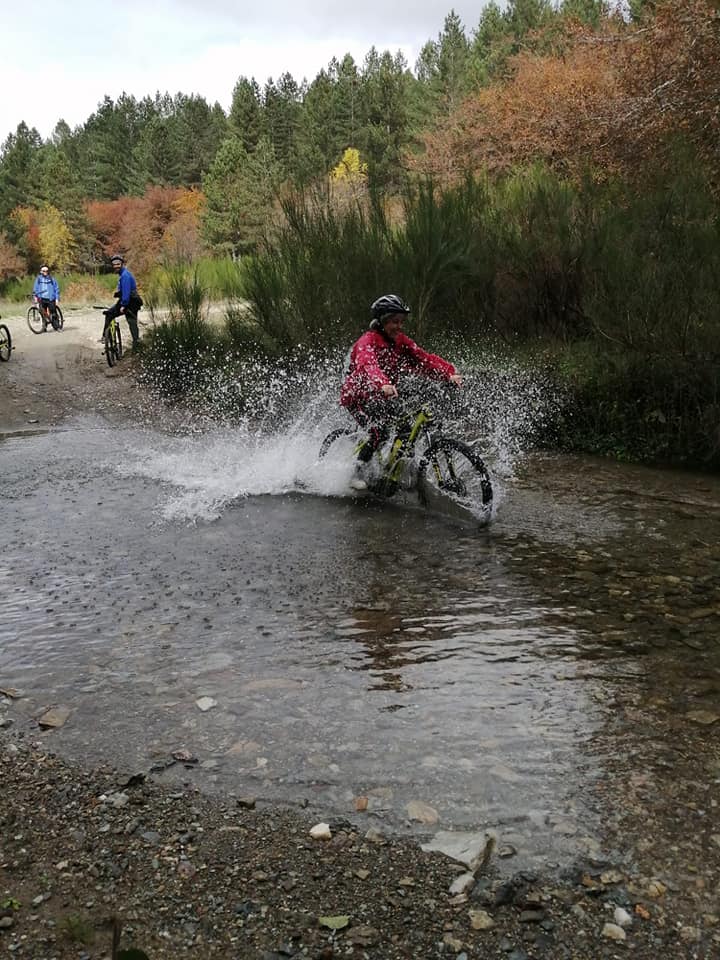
[33,273,60,300]
[116,266,138,306]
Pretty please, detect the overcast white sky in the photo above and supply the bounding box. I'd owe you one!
[0,0,492,144]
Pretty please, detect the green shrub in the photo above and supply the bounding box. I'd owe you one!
[541,344,720,467]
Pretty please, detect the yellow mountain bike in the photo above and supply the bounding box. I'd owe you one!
[94,306,123,368]
[319,400,493,509]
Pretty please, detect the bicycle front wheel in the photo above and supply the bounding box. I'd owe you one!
[54,306,64,330]
[104,327,117,367]
[114,323,123,360]
[27,306,44,334]
[418,437,493,508]
[0,323,11,361]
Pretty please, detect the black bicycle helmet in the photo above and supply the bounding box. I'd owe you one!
[110,253,125,265]
[370,294,410,321]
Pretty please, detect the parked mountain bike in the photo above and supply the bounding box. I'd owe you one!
[27,297,64,334]
[0,316,11,361]
[94,306,123,368]
[318,397,493,512]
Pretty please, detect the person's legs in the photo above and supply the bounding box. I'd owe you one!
[348,395,391,462]
[40,298,52,331]
[124,309,140,345]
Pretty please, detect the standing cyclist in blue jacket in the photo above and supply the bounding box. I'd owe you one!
[102,254,141,348]
[32,264,61,331]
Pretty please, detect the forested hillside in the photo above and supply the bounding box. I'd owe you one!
[0,0,669,278]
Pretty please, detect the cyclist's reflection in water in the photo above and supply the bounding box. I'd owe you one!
[345,606,454,695]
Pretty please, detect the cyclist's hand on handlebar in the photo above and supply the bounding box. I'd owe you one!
[381,383,399,398]
[449,374,463,387]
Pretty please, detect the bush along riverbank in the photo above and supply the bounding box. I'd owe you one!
[136,154,720,472]
[135,308,720,474]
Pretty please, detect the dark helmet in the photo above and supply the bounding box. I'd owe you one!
[370,294,410,321]
[110,254,125,265]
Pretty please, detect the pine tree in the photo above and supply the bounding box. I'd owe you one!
[229,77,263,152]
[263,73,302,174]
[415,11,472,117]
[559,0,610,25]
[201,136,282,256]
[358,49,412,190]
[295,69,342,183]
[0,122,43,231]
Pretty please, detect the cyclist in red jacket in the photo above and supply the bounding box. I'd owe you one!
[340,294,462,483]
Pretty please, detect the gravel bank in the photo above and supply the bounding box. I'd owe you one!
[1,727,718,960]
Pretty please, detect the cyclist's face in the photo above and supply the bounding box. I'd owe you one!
[383,313,406,339]
[40,268,48,276]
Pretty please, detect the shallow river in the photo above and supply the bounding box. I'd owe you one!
[2,411,719,873]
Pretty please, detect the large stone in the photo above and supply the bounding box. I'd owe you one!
[37,705,71,729]
[405,800,439,824]
[421,830,490,867]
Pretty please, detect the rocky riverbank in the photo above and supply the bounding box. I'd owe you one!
[1,726,718,960]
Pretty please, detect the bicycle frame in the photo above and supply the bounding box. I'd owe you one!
[361,404,437,493]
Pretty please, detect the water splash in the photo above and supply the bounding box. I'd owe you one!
[120,346,561,522]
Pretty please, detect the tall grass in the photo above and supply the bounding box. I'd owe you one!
[143,256,246,306]
[142,266,222,399]
[132,154,720,466]
[235,158,720,467]
[0,271,117,305]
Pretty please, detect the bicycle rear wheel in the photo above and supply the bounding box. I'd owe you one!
[418,437,493,508]
[318,427,358,459]
[0,323,11,361]
[114,323,123,360]
[27,306,44,334]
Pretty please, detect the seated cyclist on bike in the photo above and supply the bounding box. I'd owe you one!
[340,294,462,478]
[32,265,61,331]
[102,254,142,348]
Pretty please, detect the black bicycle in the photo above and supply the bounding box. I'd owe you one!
[0,316,11,361]
[319,399,493,510]
[27,298,64,334]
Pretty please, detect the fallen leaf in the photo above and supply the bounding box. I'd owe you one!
[318,915,350,930]
[685,710,719,726]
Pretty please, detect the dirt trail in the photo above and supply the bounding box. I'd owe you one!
[0,304,142,435]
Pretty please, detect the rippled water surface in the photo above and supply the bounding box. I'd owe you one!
[2,415,720,872]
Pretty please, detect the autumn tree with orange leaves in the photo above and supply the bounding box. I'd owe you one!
[415,1,720,185]
[85,186,205,275]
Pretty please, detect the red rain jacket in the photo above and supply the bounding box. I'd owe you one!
[340,329,456,410]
